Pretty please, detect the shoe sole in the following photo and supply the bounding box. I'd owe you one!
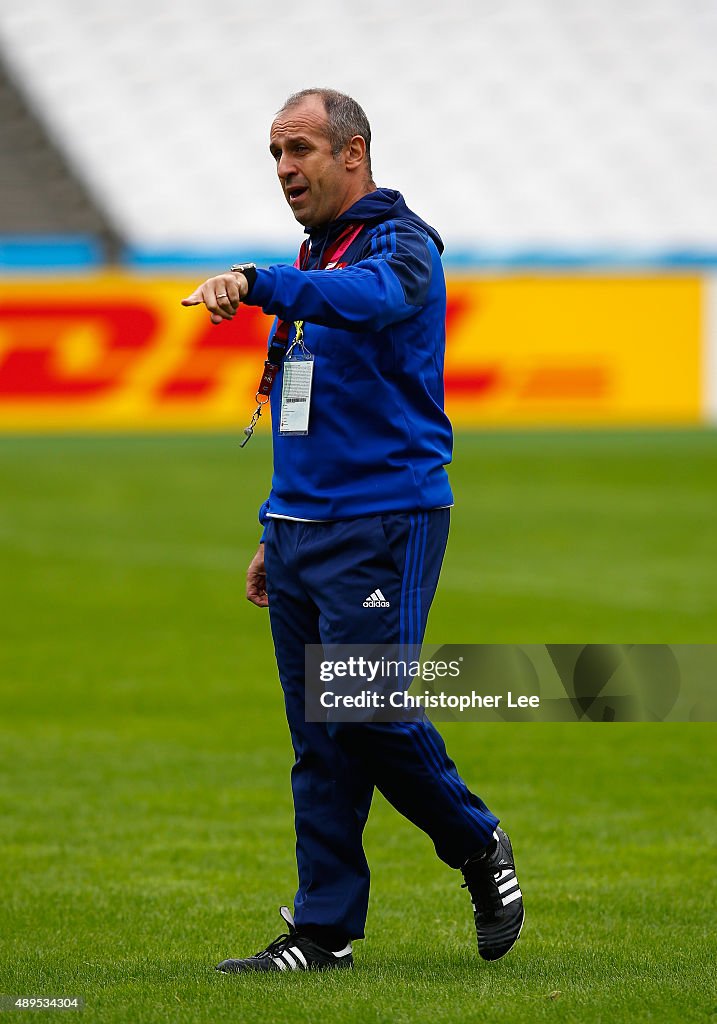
[216,960,354,973]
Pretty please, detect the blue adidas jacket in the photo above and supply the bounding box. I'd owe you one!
[244,188,454,524]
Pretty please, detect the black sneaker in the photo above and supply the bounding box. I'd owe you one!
[215,906,354,973]
[461,826,525,961]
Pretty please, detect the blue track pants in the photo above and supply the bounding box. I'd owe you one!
[263,509,498,939]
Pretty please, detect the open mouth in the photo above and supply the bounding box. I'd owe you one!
[287,186,308,205]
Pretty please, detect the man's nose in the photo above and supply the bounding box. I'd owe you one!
[277,153,298,179]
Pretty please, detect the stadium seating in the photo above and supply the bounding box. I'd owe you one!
[0,0,715,252]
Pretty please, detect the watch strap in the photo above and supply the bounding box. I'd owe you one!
[230,263,258,293]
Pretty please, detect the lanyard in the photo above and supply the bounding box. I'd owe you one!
[240,222,364,446]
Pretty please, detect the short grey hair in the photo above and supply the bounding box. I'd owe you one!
[279,88,374,183]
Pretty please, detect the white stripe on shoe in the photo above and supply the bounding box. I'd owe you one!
[272,955,287,970]
[502,888,523,906]
[498,877,518,894]
[332,944,353,958]
[281,950,297,968]
[291,946,308,968]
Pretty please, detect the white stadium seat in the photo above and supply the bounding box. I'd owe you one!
[0,0,714,252]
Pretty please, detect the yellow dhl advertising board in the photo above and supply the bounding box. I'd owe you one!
[0,273,703,431]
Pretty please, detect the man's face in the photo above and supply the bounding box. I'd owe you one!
[269,96,355,229]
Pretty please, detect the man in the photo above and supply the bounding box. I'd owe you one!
[182,88,524,973]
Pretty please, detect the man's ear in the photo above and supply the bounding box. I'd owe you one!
[344,135,367,172]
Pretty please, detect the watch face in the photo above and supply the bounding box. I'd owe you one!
[230,264,258,292]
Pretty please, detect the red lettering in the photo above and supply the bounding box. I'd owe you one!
[520,367,609,399]
[445,367,503,397]
[444,291,503,396]
[157,308,271,399]
[0,304,157,398]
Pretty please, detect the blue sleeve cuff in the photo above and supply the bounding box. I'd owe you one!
[258,498,270,543]
[244,267,278,309]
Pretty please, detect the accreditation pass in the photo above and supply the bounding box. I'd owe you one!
[279,350,314,435]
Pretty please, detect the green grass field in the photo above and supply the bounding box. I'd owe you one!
[1,431,715,1024]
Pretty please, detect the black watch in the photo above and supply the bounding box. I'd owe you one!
[230,262,257,294]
